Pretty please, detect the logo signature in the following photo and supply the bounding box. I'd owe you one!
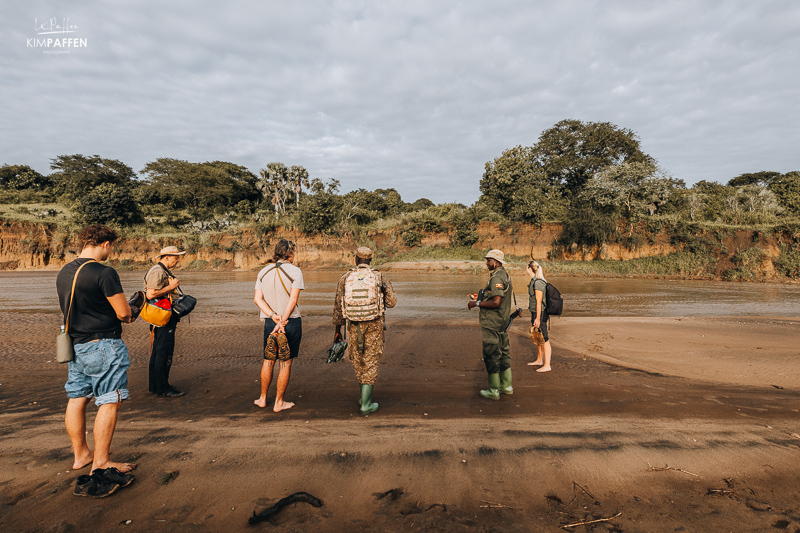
[27,18,87,54]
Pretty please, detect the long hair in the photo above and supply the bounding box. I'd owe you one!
[528,260,545,281]
[273,239,296,262]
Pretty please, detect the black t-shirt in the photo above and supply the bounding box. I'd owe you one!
[56,258,124,344]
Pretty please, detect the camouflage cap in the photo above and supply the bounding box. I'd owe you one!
[356,246,373,259]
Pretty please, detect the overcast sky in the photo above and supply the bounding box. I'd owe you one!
[3,1,798,204]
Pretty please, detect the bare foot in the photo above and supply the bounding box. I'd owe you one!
[92,461,136,473]
[536,366,551,373]
[273,400,295,412]
[72,454,93,470]
[527,361,544,366]
[254,397,267,408]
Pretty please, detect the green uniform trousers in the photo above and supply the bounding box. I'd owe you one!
[481,327,510,374]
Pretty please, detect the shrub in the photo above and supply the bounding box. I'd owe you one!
[559,206,618,246]
[74,183,143,226]
[775,244,800,279]
[297,192,343,234]
[401,229,423,247]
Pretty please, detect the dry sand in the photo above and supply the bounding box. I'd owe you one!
[1,313,799,532]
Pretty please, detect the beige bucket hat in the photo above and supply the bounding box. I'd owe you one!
[154,246,186,262]
[483,249,507,265]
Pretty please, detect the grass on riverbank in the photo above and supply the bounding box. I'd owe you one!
[541,251,717,278]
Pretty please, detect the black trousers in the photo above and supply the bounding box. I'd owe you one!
[149,315,179,393]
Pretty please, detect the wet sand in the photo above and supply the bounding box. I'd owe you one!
[1,314,800,532]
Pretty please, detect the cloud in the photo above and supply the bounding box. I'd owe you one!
[2,0,798,203]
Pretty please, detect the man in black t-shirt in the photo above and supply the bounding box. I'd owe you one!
[56,224,136,497]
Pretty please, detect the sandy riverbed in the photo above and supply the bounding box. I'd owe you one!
[1,314,799,532]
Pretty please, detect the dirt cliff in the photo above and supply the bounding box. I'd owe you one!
[0,219,786,280]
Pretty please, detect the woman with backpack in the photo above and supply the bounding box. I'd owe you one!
[527,260,552,372]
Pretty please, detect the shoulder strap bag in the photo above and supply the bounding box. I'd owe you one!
[258,262,299,314]
[57,259,96,363]
[156,263,197,318]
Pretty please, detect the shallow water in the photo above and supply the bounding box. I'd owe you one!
[2,269,800,318]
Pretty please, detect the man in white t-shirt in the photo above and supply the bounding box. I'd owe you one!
[253,239,304,412]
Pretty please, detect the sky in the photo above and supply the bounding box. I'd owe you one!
[2,1,799,205]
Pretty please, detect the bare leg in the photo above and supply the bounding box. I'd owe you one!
[254,359,275,408]
[536,341,552,372]
[65,397,93,470]
[273,359,295,412]
[91,401,135,473]
[528,344,545,366]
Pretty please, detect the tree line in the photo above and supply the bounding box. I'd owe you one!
[2,119,799,247]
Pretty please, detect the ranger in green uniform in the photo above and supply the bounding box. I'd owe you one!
[467,249,513,400]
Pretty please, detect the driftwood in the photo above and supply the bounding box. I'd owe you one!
[561,512,622,529]
[567,482,595,505]
[374,488,404,501]
[479,500,517,510]
[647,462,699,478]
[249,492,323,525]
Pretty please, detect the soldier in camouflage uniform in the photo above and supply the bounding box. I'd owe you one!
[468,249,514,400]
[333,247,397,414]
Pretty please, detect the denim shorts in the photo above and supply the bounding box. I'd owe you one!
[65,338,130,406]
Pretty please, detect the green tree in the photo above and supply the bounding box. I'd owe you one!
[257,162,289,217]
[728,171,781,187]
[50,155,137,200]
[0,165,52,190]
[533,119,653,196]
[287,165,310,207]
[480,145,560,222]
[692,181,730,222]
[374,188,406,215]
[769,171,800,216]
[74,183,143,226]
[140,158,257,212]
[296,191,343,234]
[408,198,434,211]
[588,161,683,219]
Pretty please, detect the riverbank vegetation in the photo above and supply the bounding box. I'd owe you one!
[2,119,799,279]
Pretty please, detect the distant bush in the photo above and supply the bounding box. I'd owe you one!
[74,184,143,226]
[401,229,423,247]
[775,244,800,279]
[296,192,343,234]
[559,207,618,247]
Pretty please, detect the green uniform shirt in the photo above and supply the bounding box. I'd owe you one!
[479,267,512,332]
[528,278,547,320]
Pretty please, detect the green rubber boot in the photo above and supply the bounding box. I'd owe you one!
[500,368,513,395]
[359,384,379,414]
[480,373,501,400]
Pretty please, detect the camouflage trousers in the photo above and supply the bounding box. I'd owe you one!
[346,318,385,385]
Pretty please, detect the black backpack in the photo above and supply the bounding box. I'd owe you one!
[545,283,563,316]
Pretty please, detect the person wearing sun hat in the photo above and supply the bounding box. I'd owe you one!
[467,249,514,400]
[144,245,186,398]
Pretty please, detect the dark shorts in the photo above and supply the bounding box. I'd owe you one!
[533,310,550,342]
[539,319,549,342]
[263,317,302,360]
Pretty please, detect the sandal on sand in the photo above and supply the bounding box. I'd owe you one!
[74,470,120,499]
